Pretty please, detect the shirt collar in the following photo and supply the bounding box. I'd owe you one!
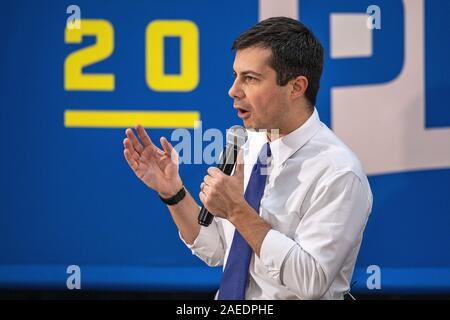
[246,108,322,168]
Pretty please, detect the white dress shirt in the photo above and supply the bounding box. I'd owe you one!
[180,108,373,300]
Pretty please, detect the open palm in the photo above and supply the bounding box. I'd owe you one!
[123,125,182,197]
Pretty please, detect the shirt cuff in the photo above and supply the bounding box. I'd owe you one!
[179,225,213,249]
[259,229,297,284]
[178,219,223,254]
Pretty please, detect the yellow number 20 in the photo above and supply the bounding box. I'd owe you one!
[65,19,115,91]
[64,19,198,92]
[146,20,199,92]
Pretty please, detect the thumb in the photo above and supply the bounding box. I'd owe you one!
[160,137,179,163]
[233,149,245,178]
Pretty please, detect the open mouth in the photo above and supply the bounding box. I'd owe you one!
[236,108,251,119]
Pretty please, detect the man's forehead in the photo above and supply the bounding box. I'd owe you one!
[233,47,272,74]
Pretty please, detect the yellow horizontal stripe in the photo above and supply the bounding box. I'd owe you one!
[64,110,200,128]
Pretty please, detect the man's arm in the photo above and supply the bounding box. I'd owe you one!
[166,181,226,267]
[161,181,201,245]
[201,164,371,299]
[228,203,271,256]
[258,171,371,299]
[199,161,273,257]
[122,126,224,256]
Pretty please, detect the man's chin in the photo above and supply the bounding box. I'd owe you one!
[241,120,255,131]
[243,125,265,133]
[240,120,269,133]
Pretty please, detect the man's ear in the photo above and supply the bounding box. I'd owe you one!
[290,76,308,100]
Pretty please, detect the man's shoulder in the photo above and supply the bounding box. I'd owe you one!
[304,123,368,183]
[302,125,373,206]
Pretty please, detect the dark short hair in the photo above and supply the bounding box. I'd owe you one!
[232,17,324,108]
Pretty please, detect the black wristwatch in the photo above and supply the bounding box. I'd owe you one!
[159,185,186,205]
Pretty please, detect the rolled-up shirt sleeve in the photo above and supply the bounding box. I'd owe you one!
[179,217,226,267]
[259,170,372,299]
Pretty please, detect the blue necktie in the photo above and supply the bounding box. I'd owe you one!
[218,142,272,300]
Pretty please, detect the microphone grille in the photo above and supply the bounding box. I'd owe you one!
[226,125,248,148]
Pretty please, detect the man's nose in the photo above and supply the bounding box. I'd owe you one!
[228,79,244,99]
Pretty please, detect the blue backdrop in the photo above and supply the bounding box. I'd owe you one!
[0,0,449,294]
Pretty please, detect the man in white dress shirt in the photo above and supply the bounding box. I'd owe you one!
[123,17,373,300]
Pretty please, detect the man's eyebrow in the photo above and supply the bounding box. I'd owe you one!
[233,69,264,77]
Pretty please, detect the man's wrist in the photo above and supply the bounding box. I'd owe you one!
[159,178,183,199]
[159,181,186,206]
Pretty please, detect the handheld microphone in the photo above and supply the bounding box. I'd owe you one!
[197,125,248,227]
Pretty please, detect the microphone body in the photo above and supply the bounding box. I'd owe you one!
[197,144,239,226]
[197,125,248,227]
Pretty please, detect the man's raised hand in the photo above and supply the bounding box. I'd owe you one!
[123,125,182,198]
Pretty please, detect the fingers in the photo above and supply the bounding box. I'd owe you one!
[125,125,165,159]
[124,148,139,171]
[160,136,173,156]
[233,149,245,178]
[125,128,144,155]
[199,188,207,205]
[136,124,153,148]
[203,168,225,191]
[199,182,209,203]
[123,138,140,161]
[203,175,214,186]
[201,171,219,194]
[207,167,223,177]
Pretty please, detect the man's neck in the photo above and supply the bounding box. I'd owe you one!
[266,107,314,141]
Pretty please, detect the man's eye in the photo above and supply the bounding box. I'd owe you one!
[245,76,257,82]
